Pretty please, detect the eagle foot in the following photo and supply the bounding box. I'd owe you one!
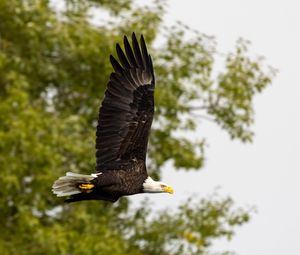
[78,183,94,193]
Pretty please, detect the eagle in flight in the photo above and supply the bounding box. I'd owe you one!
[52,33,174,202]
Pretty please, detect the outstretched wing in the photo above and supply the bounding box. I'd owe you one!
[95,33,155,171]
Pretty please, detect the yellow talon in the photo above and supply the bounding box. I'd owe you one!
[79,183,94,191]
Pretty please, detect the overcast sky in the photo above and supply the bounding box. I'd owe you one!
[133,1,300,255]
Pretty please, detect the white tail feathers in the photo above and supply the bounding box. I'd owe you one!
[52,172,100,197]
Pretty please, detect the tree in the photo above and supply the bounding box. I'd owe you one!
[0,0,275,254]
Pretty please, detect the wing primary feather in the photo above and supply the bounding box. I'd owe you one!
[110,55,123,74]
[116,43,131,69]
[149,54,155,83]
[130,69,142,87]
[135,68,144,85]
[124,36,138,68]
[132,32,144,69]
[123,71,139,89]
[140,34,150,70]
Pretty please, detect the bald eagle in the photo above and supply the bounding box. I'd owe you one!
[52,33,174,203]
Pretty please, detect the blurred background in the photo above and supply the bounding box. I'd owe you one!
[0,0,299,255]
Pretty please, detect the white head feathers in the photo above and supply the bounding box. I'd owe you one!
[142,176,174,194]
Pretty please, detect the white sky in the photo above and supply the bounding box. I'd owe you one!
[133,0,300,254]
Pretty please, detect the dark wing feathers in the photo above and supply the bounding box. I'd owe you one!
[110,55,123,74]
[132,33,144,68]
[140,35,150,69]
[96,33,155,171]
[124,36,138,68]
[116,43,131,69]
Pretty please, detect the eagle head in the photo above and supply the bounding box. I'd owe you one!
[143,176,174,194]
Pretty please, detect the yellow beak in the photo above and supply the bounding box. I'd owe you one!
[163,186,174,194]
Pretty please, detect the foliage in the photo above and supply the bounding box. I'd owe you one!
[0,0,274,254]
[124,194,252,255]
